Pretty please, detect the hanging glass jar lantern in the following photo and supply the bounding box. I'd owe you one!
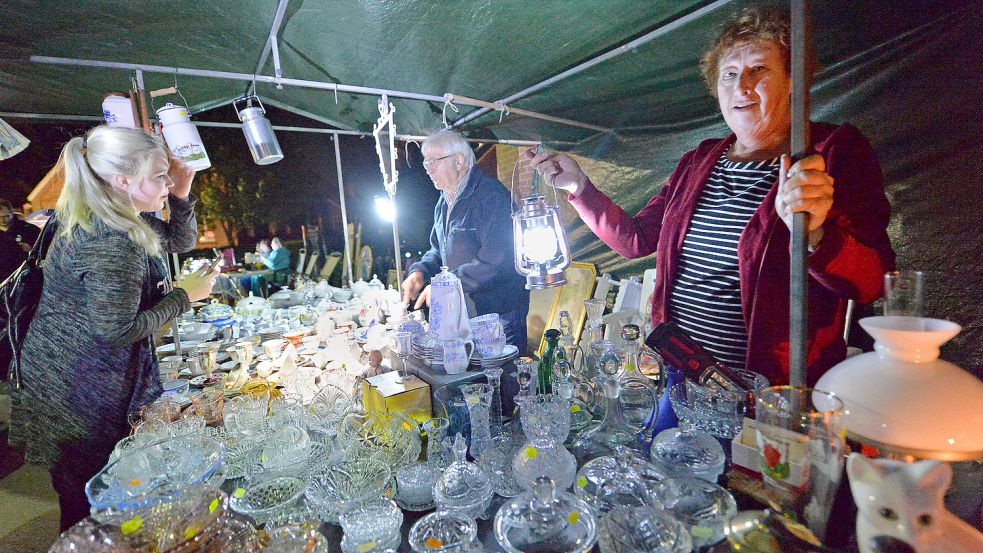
[233,95,284,165]
[512,146,572,289]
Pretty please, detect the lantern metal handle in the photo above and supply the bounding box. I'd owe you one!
[233,94,267,120]
[510,144,561,215]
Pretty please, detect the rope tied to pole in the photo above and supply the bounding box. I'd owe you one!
[441,93,459,128]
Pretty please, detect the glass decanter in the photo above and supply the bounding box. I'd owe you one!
[494,476,597,553]
[618,324,660,431]
[507,358,535,441]
[433,434,494,520]
[461,383,494,459]
[511,394,577,492]
[571,344,644,463]
[551,343,593,437]
[574,447,662,517]
[481,366,505,437]
[579,298,607,371]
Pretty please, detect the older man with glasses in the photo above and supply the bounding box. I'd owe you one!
[403,129,530,355]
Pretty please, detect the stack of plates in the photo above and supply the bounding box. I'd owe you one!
[412,333,443,365]
[470,344,519,368]
[257,328,283,343]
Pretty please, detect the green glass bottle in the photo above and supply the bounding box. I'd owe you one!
[537,329,561,395]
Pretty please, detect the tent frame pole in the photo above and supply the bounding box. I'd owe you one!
[0,112,553,145]
[28,55,603,133]
[333,136,355,286]
[449,0,734,129]
[789,0,812,387]
[253,0,290,77]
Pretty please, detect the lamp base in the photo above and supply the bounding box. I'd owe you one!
[525,271,567,290]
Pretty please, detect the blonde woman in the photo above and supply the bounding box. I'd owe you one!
[9,126,216,530]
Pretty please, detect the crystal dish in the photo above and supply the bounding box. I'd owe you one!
[409,511,479,553]
[597,505,692,553]
[229,475,307,526]
[86,435,224,520]
[305,459,392,524]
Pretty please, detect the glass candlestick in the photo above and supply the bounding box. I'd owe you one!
[482,366,505,437]
[461,383,494,459]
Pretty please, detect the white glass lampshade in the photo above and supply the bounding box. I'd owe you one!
[815,316,983,460]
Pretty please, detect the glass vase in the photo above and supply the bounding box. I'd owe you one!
[482,366,505,436]
[461,383,494,459]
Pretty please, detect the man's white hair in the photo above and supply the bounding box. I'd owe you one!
[422,129,475,169]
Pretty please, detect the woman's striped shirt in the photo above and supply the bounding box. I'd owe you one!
[668,153,779,370]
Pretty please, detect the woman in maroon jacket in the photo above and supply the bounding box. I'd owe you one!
[526,8,894,386]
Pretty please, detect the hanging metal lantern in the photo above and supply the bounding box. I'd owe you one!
[233,95,284,165]
[512,148,571,289]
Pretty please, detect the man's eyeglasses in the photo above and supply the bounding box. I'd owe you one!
[422,154,454,169]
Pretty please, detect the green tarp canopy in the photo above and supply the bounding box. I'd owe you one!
[1,0,979,367]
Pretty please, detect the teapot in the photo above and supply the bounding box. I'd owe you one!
[429,267,472,342]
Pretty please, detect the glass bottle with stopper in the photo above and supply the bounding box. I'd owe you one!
[617,324,660,431]
[571,340,644,463]
[552,338,593,437]
[537,329,560,395]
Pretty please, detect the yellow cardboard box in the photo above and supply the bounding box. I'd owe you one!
[362,371,432,425]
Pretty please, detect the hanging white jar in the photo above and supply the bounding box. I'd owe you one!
[156,102,211,171]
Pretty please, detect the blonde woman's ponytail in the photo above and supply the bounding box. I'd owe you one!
[55,126,169,257]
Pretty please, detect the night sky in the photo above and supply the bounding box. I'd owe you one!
[0,106,441,257]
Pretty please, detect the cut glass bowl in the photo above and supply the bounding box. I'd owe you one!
[339,498,403,552]
[597,505,692,553]
[52,486,230,553]
[669,369,768,439]
[86,435,224,521]
[307,382,354,435]
[338,411,421,468]
[408,511,480,553]
[305,458,392,524]
[229,475,308,526]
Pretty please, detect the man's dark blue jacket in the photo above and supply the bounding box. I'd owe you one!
[408,166,530,319]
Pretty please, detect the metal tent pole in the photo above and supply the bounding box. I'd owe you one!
[449,0,734,129]
[0,113,560,146]
[333,135,354,286]
[254,0,290,78]
[789,0,812,387]
[389,190,403,294]
[29,55,604,133]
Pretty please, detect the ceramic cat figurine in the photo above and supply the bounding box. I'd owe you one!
[848,453,983,553]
